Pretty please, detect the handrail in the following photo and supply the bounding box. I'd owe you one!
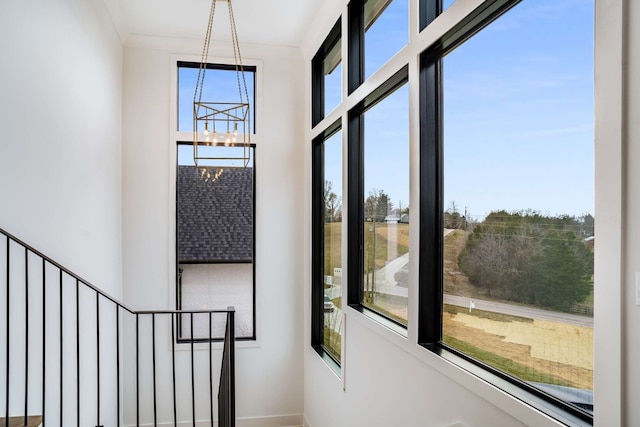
[0,227,232,315]
[1,226,235,427]
[0,227,136,313]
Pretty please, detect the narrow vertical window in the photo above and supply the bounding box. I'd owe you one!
[176,144,255,340]
[176,62,257,341]
[349,67,410,328]
[362,83,409,326]
[312,121,343,366]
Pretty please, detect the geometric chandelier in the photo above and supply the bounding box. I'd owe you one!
[193,0,252,169]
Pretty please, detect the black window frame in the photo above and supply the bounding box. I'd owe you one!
[347,0,365,94]
[312,18,342,128]
[418,0,594,424]
[311,119,343,368]
[420,0,441,31]
[175,141,257,343]
[346,65,409,330]
[175,59,258,343]
[177,61,257,133]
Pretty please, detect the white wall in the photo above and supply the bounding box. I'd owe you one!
[181,263,254,339]
[624,0,640,425]
[121,37,305,425]
[0,0,124,296]
[301,0,632,426]
[0,0,123,425]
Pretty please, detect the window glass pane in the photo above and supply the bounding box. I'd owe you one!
[324,42,342,116]
[177,145,255,339]
[178,65,255,133]
[365,0,408,80]
[323,130,343,361]
[442,0,594,411]
[363,83,410,326]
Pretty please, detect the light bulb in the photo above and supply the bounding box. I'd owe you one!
[225,132,231,145]
[204,122,210,135]
[212,132,218,143]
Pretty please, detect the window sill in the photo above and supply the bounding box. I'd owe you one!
[348,303,408,338]
[430,345,593,427]
[312,344,342,378]
[341,303,590,427]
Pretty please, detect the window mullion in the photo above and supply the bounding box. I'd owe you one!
[418,47,443,346]
[347,110,364,307]
[348,0,365,94]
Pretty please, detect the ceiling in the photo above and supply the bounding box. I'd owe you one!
[119,0,323,47]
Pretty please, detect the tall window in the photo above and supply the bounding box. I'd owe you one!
[420,0,594,422]
[312,16,346,368]
[312,122,343,365]
[176,62,257,341]
[348,68,410,328]
[176,145,255,340]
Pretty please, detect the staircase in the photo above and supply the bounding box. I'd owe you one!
[0,227,235,427]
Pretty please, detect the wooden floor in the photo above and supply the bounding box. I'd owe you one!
[0,416,42,427]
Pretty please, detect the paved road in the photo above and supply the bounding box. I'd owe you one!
[444,294,593,328]
[324,228,593,329]
[373,252,409,297]
[324,285,592,329]
[374,229,455,297]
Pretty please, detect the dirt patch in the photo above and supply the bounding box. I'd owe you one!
[445,312,593,389]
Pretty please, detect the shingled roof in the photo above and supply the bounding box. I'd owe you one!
[177,166,254,263]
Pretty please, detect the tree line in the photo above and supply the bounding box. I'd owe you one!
[458,210,594,311]
[324,182,409,223]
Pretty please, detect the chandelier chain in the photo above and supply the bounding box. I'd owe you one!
[228,0,250,111]
[194,0,217,108]
[192,0,252,169]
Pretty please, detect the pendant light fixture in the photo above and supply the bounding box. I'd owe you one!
[193,0,252,169]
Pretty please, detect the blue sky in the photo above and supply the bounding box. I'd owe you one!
[325,0,594,219]
[443,0,594,218]
[178,66,255,133]
[178,67,255,168]
[181,0,594,219]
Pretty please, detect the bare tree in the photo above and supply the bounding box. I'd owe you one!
[324,180,342,222]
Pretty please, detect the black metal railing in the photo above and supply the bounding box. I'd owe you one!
[1,227,235,427]
[218,308,235,427]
